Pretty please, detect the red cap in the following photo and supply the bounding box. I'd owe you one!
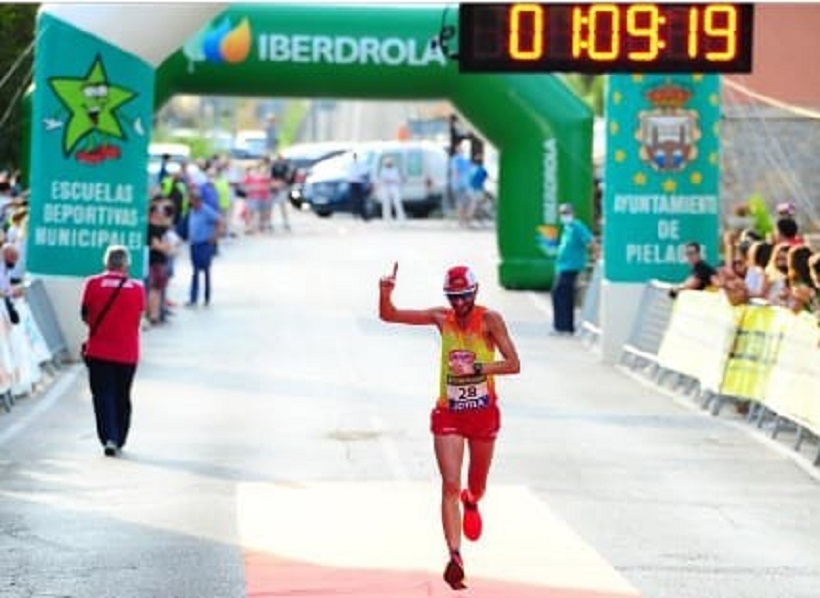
[444,265,478,294]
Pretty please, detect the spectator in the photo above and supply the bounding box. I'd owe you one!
[347,152,371,221]
[669,241,717,298]
[809,253,820,310]
[162,171,189,240]
[0,243,22,299]
[785,245,816,314]
[744,241,773,299]
[257,157,275,233]
[376,156,405,223]
[242,164,270,234]
[551,203,597,336]
[774,216,804,246]
[0,172,13,217]
[161,210,182,320]
[146,198,172,325]
[157,153,171,186]
[450,144,472,227]
[762,242,790,306]
[269,153,292,232]
[214,162,234,238]
[467,155,489,225]
[5,207,28,284]
[80,245,146,457]
[713,260,749,306]
[185,191,222,308]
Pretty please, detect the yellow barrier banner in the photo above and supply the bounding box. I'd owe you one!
[763,311,820,435]
[657,290,744,392]
[720,306,790,402]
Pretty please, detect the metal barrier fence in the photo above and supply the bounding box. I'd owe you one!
[24,278,68,364]
[0,279,65,413]
[620,287,820,466]
[620,280,675,373]
[578,260,602,346]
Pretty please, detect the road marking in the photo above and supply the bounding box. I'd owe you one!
[0,366,82,448]
[238,481,640,597]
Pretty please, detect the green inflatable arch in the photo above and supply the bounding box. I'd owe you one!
[30,3,593,290]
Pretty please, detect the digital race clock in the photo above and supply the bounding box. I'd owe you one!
[458,3,754,73]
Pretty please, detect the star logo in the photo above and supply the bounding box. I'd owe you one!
[48,55,137,164]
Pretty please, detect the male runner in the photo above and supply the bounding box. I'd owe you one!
[378,263,520,590]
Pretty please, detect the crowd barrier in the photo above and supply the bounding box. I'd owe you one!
[622,288,820,465]
[620,280,676,373]
[25,278,69,363]
[0,280,68,413]
[578,260,602,347]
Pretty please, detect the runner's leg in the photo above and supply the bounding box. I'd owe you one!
[433,434,465,552]
[466,438,495,501]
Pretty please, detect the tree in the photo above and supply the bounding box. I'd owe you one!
[562,74,605,116]
[0,4,38,174]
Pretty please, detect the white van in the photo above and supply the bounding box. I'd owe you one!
[302,140,448,218]
[147,142,192,185]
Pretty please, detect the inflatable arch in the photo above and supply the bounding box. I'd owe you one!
[29,3,592,293]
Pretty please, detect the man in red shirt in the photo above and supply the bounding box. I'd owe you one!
[81,245,145,457]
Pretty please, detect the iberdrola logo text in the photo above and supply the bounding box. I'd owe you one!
[258,34,446,67]
[183,18,252,70]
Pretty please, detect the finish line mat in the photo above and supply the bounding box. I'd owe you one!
[238,482,640,597]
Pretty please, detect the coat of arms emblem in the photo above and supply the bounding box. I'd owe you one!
[636,82,701,172]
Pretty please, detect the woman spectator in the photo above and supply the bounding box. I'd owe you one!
[744,241,773,299]
[242,164,271,234]
[761,242,790,306]
[784,245,817,314]
[146,198,172,325]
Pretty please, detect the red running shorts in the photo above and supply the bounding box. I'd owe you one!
[430,403,501,441]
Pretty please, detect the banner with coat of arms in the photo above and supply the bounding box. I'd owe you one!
[603,74,721,284]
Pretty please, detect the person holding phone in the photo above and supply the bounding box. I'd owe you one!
[378,263,520,590]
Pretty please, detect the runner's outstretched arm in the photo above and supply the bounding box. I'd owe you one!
[480,310,521,376]
[379,262,445,326]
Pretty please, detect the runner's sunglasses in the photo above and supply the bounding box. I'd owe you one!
[446,291,476,302]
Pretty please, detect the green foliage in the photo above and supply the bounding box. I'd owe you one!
[561,73,605,116]
[278,100,309,149]
[0,4,38,173]
[747,192,775,238]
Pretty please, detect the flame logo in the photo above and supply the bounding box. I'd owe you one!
[536,225,560,257]
[202,18,251,64]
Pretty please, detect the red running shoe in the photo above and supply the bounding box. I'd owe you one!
[443,550,467,590]
[461,489,482,541]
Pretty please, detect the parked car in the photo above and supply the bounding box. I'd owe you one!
[282,142,351,208]
[301,140,448,218]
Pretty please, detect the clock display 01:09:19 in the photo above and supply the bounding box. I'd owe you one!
[459,3,753,72]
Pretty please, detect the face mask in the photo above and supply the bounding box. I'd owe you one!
[560,214,573,225]
[5,262,15,270]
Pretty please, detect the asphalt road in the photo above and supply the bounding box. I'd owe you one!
[1,212,819,598]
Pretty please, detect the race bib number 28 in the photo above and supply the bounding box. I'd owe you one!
[447,374,490,412]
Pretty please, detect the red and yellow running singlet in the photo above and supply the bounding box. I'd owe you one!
[438,306,497,410]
